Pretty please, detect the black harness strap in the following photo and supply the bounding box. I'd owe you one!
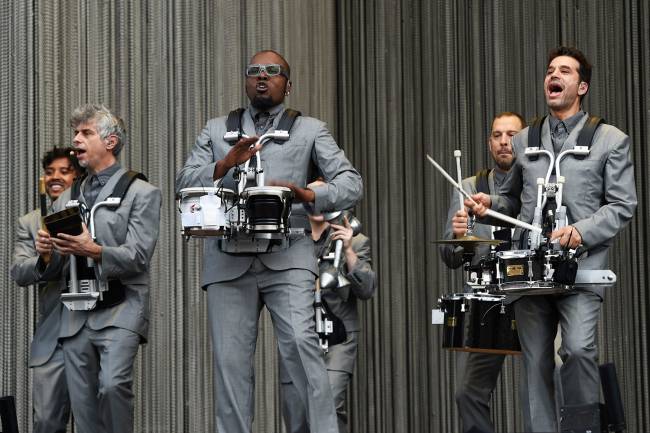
[70,171,146,202]
[223,108,246,142]
[576,116,604,149]
[474,168,492,195]
[110,171,148,200]
[275,109,301,136]
[223,107,302,144]
[527,114,604,150]
[528,115,547,149]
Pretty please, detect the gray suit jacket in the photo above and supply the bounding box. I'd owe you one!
[36,167,162,341]
[176,105,363,286]
[10,209,64,367]
[491,113,637,296]
[318,230,376,333]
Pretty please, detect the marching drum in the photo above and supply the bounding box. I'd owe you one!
[489,249,577,294]
[240,186,293,236]
[439,293,521,355]
[465,249,578,295]
[178,187,236,237]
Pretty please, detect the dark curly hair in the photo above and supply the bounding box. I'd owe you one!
[41,146,83,174]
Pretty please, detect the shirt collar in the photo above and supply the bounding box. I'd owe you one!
[248,103,284,121]
[549,110,586,135]
[92,163,121,186]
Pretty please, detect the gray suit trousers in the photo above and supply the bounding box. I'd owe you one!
[515,292,602,432]
[281,331,359,433]
[32,344,70,433]
[456,352,506,433]
[61,325,141,433]
[206,259,337,433]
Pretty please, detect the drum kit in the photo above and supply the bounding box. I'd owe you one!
[177,131,295,244]
[427,150,617,355]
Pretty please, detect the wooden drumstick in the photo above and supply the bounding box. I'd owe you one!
[426,154,542,233]
[454,150,464,212]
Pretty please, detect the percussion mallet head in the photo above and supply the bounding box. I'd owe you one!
[348,216,362,236]
[319,267,338,290]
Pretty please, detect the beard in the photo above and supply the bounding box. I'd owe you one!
[495,158,513,171]
[251,94,277,110]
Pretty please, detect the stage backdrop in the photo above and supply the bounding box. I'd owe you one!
[1,0,648,432]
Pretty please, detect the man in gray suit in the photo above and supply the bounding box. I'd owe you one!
[34,104,162,433]
[280,201,376,433]
[11,146,82,433]
[176,50,362,433]
[466,47,637,432]
[440,112,525,433]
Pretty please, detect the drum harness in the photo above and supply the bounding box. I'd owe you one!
[60,170,147,311]
[217,108,309,253]
[518,115,609,289]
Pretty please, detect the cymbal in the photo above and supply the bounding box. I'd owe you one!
[432,235,504,247]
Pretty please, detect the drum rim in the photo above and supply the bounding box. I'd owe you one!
[241,186,292,196]
[440,293,506,301]
[179,186,235,196]
[496,249,536,259]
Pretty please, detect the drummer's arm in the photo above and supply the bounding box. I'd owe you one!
[176,122,219,191]
[212,137,260,181]
[441,181,472,269]
[468,157,523,225]
[310,122,363,213]
[345,235,376,300]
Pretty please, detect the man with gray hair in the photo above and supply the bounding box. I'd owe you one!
[34,104,161,433]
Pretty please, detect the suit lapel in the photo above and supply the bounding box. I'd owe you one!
[93,167,127,205]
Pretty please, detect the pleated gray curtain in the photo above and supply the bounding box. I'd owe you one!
[1,0,649,432]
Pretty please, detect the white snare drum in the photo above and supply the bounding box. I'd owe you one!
[240,186,293,235]
[178,187,235,237]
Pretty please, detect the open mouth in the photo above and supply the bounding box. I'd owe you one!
[255,82,268,93]
[547,81,564,97]
[47,182,65,193]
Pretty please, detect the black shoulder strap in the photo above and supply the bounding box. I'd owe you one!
[527,115,546,148]
[109,170,148,201]
[576,116,604,149]
[474,168,491,195]
[223,108,246,142]
[273,108,302,143]
[276,109,301,133]
[70,173,88,201]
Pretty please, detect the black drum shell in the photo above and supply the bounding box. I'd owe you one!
[440,295,521,355]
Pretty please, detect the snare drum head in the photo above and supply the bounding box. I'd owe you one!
[179,186,235,200]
